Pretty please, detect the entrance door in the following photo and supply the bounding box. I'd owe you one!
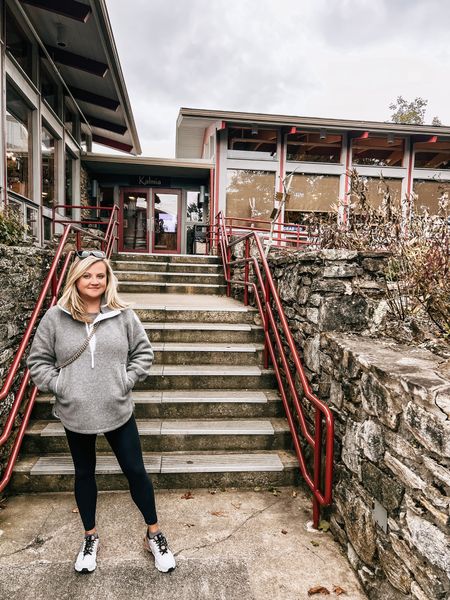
[120,189,149,252]
[152,189,181,253]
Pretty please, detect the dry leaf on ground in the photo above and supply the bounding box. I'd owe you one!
[181,491,194,500]
[71,508,79,513]
[281,529,288,535]
[308,586,331,596]
[210,510,227,517]
[231,502,241,509]
[333,586,346,595]
[310,540,320,547]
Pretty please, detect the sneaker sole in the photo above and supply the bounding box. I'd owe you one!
[74,541,98,573]
[143,537,176,573]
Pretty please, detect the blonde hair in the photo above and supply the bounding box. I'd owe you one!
[58,255,129,322]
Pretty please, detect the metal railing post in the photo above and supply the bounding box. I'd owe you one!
[313,410,323,528]
[244,237,249,305]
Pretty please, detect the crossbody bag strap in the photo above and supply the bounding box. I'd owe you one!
[56,322,100,369]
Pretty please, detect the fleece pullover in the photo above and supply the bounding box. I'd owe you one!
[26,305,154,434]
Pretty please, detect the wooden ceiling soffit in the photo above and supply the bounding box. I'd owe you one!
[87,116,127,135]
[92,134,133,153]
[20,0,91,22]
[69,87,120,111]
[45,45,108,77]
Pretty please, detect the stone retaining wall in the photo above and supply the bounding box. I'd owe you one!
[0,245,52,476]
[260,248,450,600]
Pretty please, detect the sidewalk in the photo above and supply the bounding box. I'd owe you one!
[0,486,367,600]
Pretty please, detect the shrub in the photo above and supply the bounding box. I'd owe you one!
[0,208,27,246]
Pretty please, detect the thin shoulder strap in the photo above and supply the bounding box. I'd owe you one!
[56,322,100,369]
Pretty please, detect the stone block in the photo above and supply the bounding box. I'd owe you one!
[311,279,348,293]
[421,455,450,488]
[322,264,360,278]
[306,307,319,324]
[404,401,450,458]
[435,386,450,419]
[342,420,362,476]
[377,539,412,594]
[406,510,450,578]
[384,452,427,491]
[318,295,368,331]
[361,372,402,430]
[308,293,321,307]
[303,334,320,373]
[329,379,343,409]
[359,419,385,462]
[361,461,404,512]
[384,430,419,461]
[410,582,433,600]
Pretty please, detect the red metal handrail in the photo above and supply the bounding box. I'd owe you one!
[0,206,119,493]
[215,211,334,527]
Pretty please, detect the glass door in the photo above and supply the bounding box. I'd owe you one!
[152,190,181,253]
[120,189,149,252]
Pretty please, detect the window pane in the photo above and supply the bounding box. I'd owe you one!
[413,180,449,214]
[286,174,340,212]
[26,206,38,239]
[65,152,74,217]
[226,170,275,230]
[414,141,450,170]
[228,127,277,155]
[352,136,404,167]
[41,63,59,115]
[287,132,342,163]
[6,85,32,198]
[351,177,402,210]
[42,127,55,208]
[186,191,204,222]
[6,8,33,79]
[43,216,52,241]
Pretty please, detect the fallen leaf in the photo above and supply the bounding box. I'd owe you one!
[281,529,288,535]
[253,486,261,492]
[181,491,194,500]
[210,510,227,517]
[310,540,320,547]
[209,490,217,495]
[231,502,242,509]
[183,523,195,528]
[71,508,79,513]
[269,486,281,496]
[308,586,330,596]
[318,519,330,532]
[292,490,298,498]
[333,586,346,596]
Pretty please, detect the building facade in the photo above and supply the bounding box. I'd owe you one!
[2,1,449,255]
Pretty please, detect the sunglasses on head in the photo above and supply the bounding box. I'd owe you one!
[75,250,106,259]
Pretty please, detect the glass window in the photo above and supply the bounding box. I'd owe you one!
[65,151,74,217]
[287,132,342,163]
[25,205,38,240]
[186,191,204,222]
[351,176,402,210]
[64,102,76,138]
[352,135,404,167]
[285,174,340,213]
[42,127,56,208]
[413,180,450,214]
[414,141,450,170]
[6,8,33,79]
[228,126,277,155]
[43,216,52,241]
[6,85,33,199]
[226,170,275,230]
[40,63,59,115]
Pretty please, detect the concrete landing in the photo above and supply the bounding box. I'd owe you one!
[120,292,246,309]
[0,487,367,600]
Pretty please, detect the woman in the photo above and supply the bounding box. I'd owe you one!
[27,250,176,574]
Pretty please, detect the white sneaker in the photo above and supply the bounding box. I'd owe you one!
[144,531,176,573]
[74,534,99,573]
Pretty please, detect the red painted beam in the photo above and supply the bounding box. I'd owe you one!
[289,126,297,134]
[87,116,127,135]
[45,45,108,77]
[92,134,133,153]
[69,87,120,111]
[353,131,369,140]
[20,0,91,22]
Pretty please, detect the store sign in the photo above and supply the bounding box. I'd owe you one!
[132,176,170,186]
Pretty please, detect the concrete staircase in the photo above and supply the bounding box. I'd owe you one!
[11,253,298,493]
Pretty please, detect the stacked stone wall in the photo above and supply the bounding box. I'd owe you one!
[0,245,52,477]
[258,248,450,600]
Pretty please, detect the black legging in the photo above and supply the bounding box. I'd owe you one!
[64,414,157,531]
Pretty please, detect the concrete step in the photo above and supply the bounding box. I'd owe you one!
[144,321,264,343]
[135,365,276,390]
[134,304,260,325]
[111,260,222,274]
[112,252,221,264]
[115,270,225,285]
[152,342,264,365]
[10,450,299,493]
[118,281,228,295]
[22,417,292,454]
[33,390,284,420]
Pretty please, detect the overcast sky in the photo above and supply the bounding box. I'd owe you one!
[104,0,450,158]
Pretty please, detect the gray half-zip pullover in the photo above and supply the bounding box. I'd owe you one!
[27,304,154,434]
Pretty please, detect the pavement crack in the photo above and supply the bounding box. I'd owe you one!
[174,497,282,557]
[0,503,55,559]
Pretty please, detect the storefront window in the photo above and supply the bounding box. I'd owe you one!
[26,205,38,240]
[42,127,55,208]
[228,127,277,156]
[351,176,402,210]
[352,135,405,167]
[65,151,74,217]
[40,63,60,115]
[226,170,275,230]
[286,132,342,163]
[186,191,204,222]
[6,85,32,198]
[43,216,53,242]
[6,8,33,80]
[285,173,340,214]
[414,141,450,170]
[413,180,450,214]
